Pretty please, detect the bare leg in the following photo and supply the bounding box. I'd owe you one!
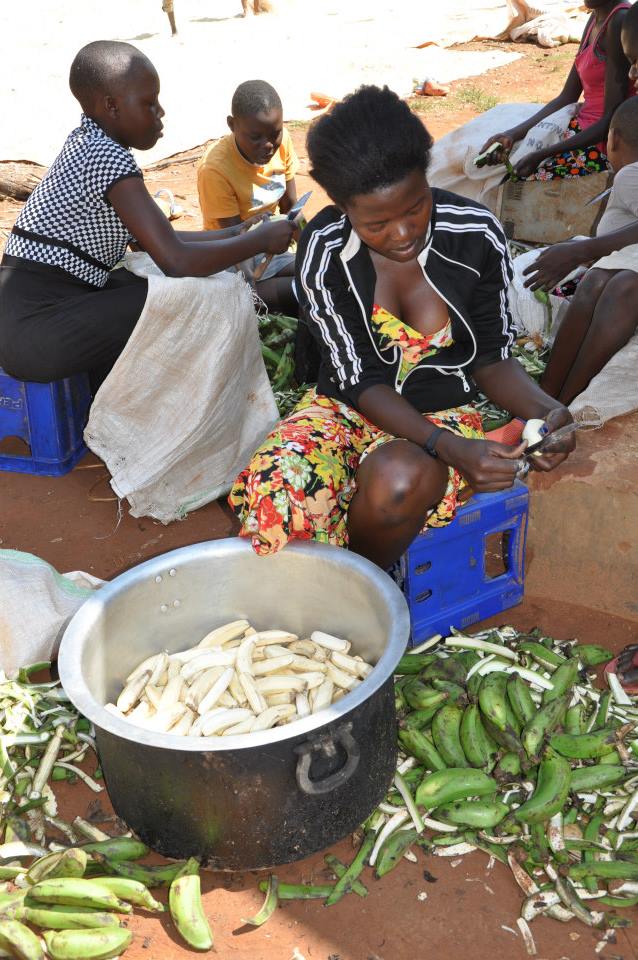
[347,440,448,569]
[162,0,177,34]
[256,276,298,316]
[540,269,611,398]
[556,269,638,405]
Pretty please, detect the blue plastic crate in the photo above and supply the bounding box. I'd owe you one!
[0,368,91,476]
[402,481,529,646]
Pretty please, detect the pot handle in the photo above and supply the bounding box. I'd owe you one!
[294,723,360,796]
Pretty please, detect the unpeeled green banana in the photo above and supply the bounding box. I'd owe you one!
[43,927,132,960]
[169,865,213,951]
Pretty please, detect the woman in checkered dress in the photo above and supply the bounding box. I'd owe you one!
[0,40,293,391]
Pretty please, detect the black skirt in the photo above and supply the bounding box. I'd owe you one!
[0,254,148,387]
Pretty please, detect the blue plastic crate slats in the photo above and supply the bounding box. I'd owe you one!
[0,368,91,477]
[402,482,529,646]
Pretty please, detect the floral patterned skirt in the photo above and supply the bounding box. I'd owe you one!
[526,117,610,181]
[229,388,484,556]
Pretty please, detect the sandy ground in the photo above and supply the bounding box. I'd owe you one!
[0,0,526,166]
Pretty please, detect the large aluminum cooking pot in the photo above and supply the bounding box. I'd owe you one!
[59,538,409,870]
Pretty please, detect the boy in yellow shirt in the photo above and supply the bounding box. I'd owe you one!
[198,80,299,312]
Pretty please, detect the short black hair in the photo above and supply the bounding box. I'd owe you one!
[69,40,154,109]
[622,0,638,38]
[611,96,638,150]
[231,80,282,118]
[307,85,433,207]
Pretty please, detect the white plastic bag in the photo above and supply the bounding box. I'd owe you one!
[428,101,577,212]
[85,254,279,523]
[0,550,103,676]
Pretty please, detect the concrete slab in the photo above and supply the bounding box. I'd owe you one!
[526,409,638,624]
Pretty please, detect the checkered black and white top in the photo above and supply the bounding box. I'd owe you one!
[5,115,142,287]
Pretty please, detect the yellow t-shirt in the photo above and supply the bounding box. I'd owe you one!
[197,129,299,230]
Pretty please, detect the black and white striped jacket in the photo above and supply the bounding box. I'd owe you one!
[295,188,515,414]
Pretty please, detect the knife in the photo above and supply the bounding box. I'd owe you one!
[585,186,612,207]
[524,421,581,458]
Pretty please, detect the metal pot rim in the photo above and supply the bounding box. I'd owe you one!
[58,539,410,752]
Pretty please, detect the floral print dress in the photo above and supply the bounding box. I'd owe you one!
[229,305,484,556]
[526,117,609,181]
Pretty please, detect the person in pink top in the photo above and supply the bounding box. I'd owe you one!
[480,0,633,180]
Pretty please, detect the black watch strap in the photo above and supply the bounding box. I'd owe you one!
[423,426,445,459]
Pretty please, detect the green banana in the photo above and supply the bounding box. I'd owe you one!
[517,640,566,670]
[398,729,446,771]
[494,751,522,781]
[0,891,26,920]
[375,829,419,878]
[592,691,611,730]
[95,855,186,887]
[506,675,536,726]
[564,703,587,735]
[550,726,618,759]
[90,877,163,911]
[0,919,44,960]
[23,904,120,930]
[569,861,638,881]
[459,704,498,771]
[521,695,568,759]
[575,643,614,666]
[457,651,481,673]
[27,878,131,913]
[478,673,509,731]
[481,714,524,755]
[432,704,468,768]
[403,680,449,712]
[599,749,622,764]
[395,653,438,675]
[505,697,522,736]
[434,799,509,829]
[401,705,443,730]
[569,764,628,792]
[421,656,467,685]
[431,679,468,706]
[415,768,498,808]
[513,754,571,824]
[466,667,484,702]
[43,928,132,960]
[582,814,605,895]
[542,659,579,705]
[395,683,408,713]
[26,848,87,884]
[169,872,214,951]
[79,838,149,861]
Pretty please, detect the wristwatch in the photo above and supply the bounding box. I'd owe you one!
[422,426,445,459]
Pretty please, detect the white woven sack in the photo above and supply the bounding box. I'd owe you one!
[428,101,577,212]
[85,255,279,523]
[0,550,102,676]
[508,248,567,339]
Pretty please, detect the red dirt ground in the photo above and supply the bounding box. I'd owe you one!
[2,39,637,960]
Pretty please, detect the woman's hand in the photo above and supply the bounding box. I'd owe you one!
[253,218,296,254]
[437,432,525,493]
[527,405,575,472]
[513,150,546,179]
[523,240,591,291]
[478,131,516,162]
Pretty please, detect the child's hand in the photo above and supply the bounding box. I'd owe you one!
[256,218,296,254]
